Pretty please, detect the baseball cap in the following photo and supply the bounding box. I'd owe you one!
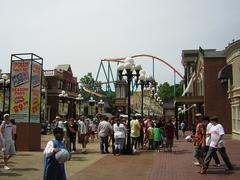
[3,114,9,118]
[195,113,202,117]
[210,116,219,121]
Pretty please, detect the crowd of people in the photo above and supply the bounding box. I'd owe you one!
[47,114,176,156]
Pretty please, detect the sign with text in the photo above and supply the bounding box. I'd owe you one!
[10,61,31,122]
[30,61,42,123]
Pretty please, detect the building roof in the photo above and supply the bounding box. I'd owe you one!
[56,64,72,73]
[204,50,225,58]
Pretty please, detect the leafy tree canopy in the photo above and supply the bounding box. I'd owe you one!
[157,81,184,102]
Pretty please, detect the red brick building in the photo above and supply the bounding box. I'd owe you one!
[177,48,231,133]
[44,64,79,122]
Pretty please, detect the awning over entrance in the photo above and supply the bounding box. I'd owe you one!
[182,73,195,96]
[174,96,204,105]
[217,64,232,81]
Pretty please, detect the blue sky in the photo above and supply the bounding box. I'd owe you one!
[0,0,240,85]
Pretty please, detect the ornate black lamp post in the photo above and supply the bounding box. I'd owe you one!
[98,99,104,114]
[135,70,147,118]
[58,90,69,120]
[0,74,10,119]
[117,57,142,154]
[75,94,84,117]
[88,97,96,117]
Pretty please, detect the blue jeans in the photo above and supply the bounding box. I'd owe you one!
[203,146,233,170]
[100,136,109,153]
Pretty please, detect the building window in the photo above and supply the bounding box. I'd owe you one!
[67,82,72,91]
[58,80,64,89]
[120,85,125,98]
[232,105,240,133]
[116,86,120,98]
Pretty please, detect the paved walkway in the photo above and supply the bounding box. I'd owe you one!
[0,134,239,180]
[69,135,240,180]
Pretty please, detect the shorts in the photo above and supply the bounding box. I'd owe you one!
[78,134,88,144]
[4,140,16,156]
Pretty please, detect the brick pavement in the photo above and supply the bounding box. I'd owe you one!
[0,134,239,180]
[69,135,240,180]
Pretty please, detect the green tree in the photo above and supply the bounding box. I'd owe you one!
[79,73,102,100]
[158,82,172,102]
[157,81,184,102]
[79,73,116,114]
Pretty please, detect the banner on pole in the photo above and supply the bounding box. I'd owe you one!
[30,61,42,123]
[10,61,31,122]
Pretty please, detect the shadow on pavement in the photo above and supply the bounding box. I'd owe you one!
[12,168,39,172]
[206,170,234,175]
[70,157,88,161]
[0,172,22,177]
[171,149,192,155]
[16,153,33,157]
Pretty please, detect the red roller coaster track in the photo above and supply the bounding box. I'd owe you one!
[83,54,184,97]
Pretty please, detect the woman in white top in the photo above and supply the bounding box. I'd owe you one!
[113,118,127,156]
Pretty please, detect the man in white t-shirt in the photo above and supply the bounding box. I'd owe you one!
[201,116,233,174]
[202,116,220,166]
[0,114,16,170]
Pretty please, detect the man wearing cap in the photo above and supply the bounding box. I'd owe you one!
[201,116,233,174]
[55,116,65,130]
[0,114,16,170]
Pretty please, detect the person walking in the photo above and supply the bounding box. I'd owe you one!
[202,116,221,166]
[200,116,233,174]
[130,115,140,153]
[10,119,17,151]
[153,123,161,152]
[147,123,154,150]
[0,114,16,170]
[77,116,88,154]
[113,118,126,156]
[55,116,65,130]
[43,127,67,180]
[98,115,112,154]
[164,119,175,152]
[180,121,187,137]
[69,118,78,153]
[193,115,206,172]
[89,120,97,142]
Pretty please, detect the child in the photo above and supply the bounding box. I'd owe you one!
[153,123,161,152]
[43,127,67,180]
[147,123,154,150]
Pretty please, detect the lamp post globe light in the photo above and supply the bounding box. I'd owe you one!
[75,94,84,117]
[88,97,96,117]
[136,70,147,118]
[117,57,142,154]
[58,90,69,120]
[98,99,104,114]
[0,74,10,119]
